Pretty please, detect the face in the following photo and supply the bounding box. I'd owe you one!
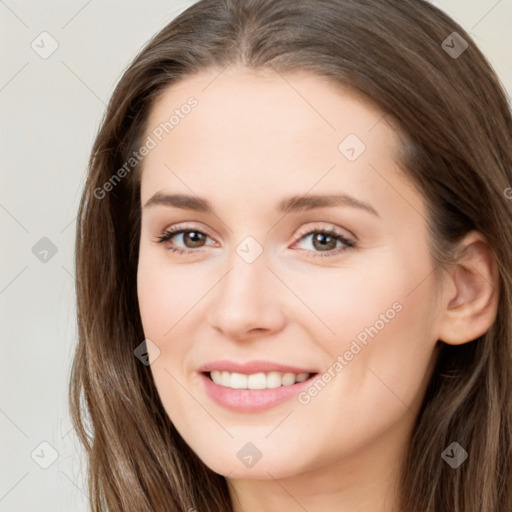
[136,68,443,480]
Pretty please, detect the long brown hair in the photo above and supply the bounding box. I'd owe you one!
[69,1,512,510]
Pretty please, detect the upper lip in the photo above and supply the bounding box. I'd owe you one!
[197,360,318,375]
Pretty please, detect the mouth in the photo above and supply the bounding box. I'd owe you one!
[203,370,317,390]
[198,370,319,412]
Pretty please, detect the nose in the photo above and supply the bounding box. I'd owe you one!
[206,249,287,341]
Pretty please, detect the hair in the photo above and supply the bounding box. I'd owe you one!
[69,0,512,510]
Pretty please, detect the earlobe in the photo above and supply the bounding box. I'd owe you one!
[437,231,499,346]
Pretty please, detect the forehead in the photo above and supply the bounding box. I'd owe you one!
[145,67,396,147]
[139,68,412,218]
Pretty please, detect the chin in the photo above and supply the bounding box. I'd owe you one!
[196,446,306,480]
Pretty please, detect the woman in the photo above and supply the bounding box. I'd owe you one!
[69,0,512,510]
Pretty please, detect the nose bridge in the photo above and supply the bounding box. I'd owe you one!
[220,241,270,306]
[207,237,286,337]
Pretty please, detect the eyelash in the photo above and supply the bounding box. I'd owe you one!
[154,225,356,258]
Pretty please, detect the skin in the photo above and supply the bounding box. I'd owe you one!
[136,67,498,512]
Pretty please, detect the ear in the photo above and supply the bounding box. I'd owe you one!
[437,230,499,345]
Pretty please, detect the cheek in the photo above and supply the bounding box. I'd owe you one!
[136,246,208,338]
[288,276,438,464]
[296,250,439,404]
[296,240,438,347]
[136,250,219,398]
[313,271,438,420]
[136,255,198,416]
[137,260,170,340]
[280,258,407,342]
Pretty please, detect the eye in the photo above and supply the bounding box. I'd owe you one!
[154,226,215,255]
[154,224,356,258]
[291,226,356,258]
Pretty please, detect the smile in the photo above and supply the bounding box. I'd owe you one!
[208,370,311,389]
[199,371,319,412]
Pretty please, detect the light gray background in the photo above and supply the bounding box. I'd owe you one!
[1,1,511,510]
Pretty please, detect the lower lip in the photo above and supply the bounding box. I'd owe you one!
[199,372,318,412]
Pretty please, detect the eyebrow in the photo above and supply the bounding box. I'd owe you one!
[143,192,379,217]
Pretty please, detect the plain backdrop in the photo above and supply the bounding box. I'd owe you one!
[1,1,511,510]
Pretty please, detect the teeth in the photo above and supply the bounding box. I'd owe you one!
[209,370,310,389]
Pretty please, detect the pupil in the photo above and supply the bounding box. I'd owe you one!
[314,233,335,251]
[186,231,204,247]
